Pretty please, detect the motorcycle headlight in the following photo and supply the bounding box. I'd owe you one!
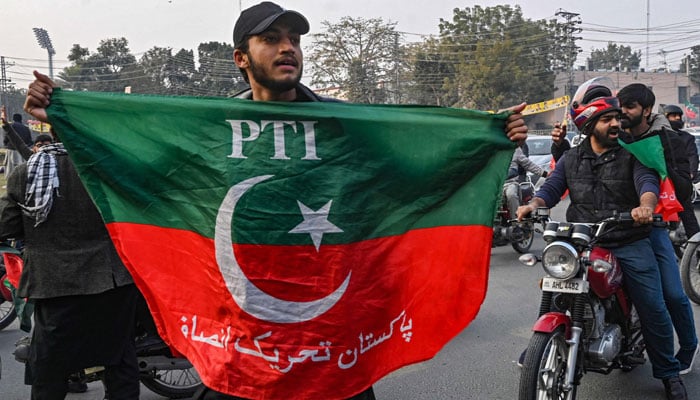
[542,242,580,279]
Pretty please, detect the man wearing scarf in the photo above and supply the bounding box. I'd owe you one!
[0,129,140,399]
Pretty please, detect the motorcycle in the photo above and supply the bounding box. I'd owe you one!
[3,245,203,398]
[493,176,537,253]
[680,232,700,305]
[517,210,649,400]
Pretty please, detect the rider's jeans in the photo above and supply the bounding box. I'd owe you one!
[649,227,698,352]
[612,237,681,379]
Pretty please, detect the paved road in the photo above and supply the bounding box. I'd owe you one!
[2,200,700,399]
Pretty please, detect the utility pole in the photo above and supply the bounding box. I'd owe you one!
[646,0,650,70]
[0,56,15,110]
[659,49,668,72]
[556,9,582,99]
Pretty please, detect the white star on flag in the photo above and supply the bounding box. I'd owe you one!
[289,200,343,251]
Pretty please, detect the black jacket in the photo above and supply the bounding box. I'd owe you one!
[563,139,652,247]
[621,114,692,203]
[0,154,133,299]
[233,83,341,103]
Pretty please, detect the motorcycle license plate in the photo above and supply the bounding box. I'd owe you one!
[541,277,588,294]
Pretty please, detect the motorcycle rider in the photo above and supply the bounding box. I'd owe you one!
[663,103,700,238]
[617,85,699,376]
[517,83,688,399]
[504,142,547,218]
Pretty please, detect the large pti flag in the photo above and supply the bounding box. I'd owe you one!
[47,89,514,399]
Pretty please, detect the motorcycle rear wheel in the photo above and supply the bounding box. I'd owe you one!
[141,366,203,399]
[0,298,17,331]
[518,327,577,400]
[512,222,534,254]
[680,241,700,305]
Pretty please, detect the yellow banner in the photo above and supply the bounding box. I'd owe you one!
[28,120,51,133]
[522,95,569,116]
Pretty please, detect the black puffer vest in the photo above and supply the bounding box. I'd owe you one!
[564,139,651,247]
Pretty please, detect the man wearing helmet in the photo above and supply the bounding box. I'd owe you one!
[663,104,699,238]
[517,83,688,400]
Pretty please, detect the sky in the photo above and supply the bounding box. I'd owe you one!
[1,0,699,88]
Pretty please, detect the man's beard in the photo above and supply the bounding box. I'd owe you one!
[669,119,684,131]
[621,113,643,130]
[249,56,302,93]
[592,127,619,149]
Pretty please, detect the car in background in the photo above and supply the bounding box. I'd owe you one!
[525,135,559,188]
[525,135,554,173]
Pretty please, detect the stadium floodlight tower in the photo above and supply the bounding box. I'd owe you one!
[32,27,56,80]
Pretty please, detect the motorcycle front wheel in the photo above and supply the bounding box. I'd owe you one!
[518,327,577,400]
[680,240,700,305]
[141,366,203,399]
[512,221,534,254]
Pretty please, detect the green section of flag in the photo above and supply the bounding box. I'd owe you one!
[618,134,668,179]
[47,89,513,246]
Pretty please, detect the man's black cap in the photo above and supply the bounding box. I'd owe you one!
[233,2,309,49]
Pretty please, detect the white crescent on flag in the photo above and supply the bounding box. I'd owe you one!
[214,175,352,323]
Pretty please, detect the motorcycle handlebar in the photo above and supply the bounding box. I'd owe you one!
[604,212,665,226]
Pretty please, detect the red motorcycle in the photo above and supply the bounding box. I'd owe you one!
[517,210,649,400]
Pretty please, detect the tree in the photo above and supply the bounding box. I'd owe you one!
[58,38,137,92]
[132,47,197,95]
[308,17,400,103]
[401,38,455,106]
[193,41,246,97]
[437,5,559,110]
[587,42,641,71]
[57,44,93,90]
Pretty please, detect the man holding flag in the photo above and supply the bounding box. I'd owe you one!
[23,2,528,399]
[616,84,699,378]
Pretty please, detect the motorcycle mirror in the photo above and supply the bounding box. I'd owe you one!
[518,253,539,267]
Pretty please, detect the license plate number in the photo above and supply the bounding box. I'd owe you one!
[541,277,588,294]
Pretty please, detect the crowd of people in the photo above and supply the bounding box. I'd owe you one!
[0,2,697,400]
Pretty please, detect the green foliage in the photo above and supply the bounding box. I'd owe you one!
[57,38,245,97]
[587,42,641,71]
[436,5,558,110]
[193,42,246,97]
[308,17,400,103]
[58,38,137,92]
[401,39,455,106]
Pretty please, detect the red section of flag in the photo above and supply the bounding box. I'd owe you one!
[3,253,23,288]
[107,223,491,399]
[685,104,698,120]
[655,177,683,221]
